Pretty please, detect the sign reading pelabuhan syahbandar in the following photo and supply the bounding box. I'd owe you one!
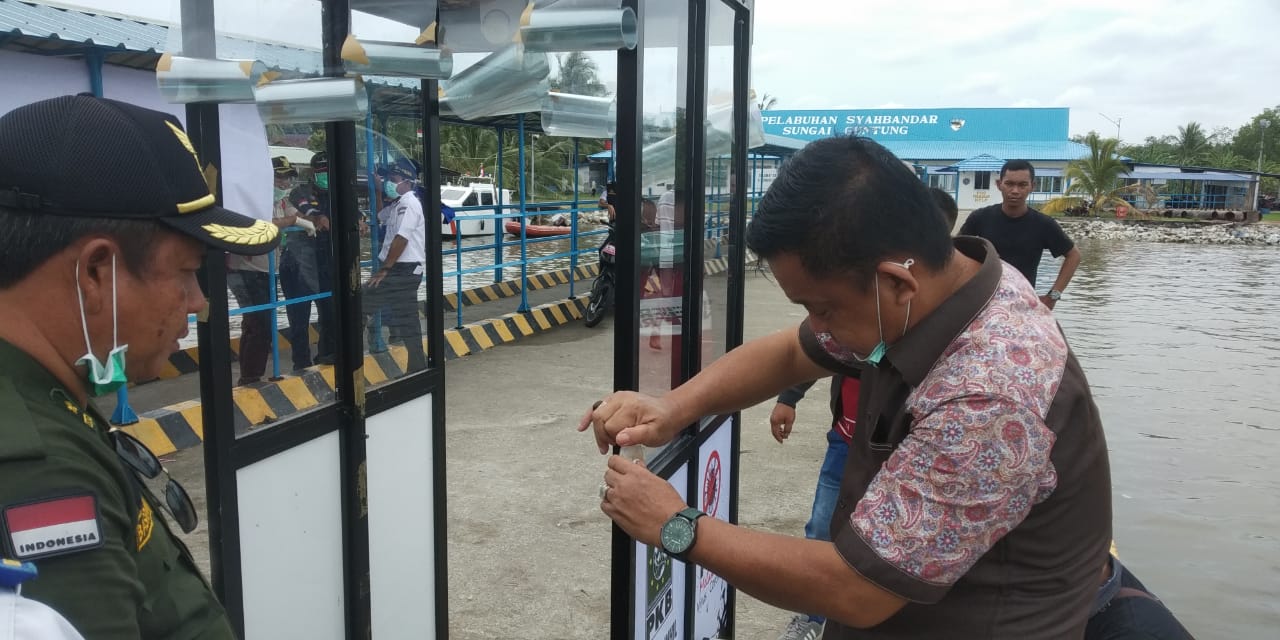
[761,108,1070,143]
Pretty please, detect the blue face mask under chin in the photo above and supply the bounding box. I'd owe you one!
[814,259,914,367]
[74,254,128,397]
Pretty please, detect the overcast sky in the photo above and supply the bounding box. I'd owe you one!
[752,0,1280,142]
[54,0,1280,143]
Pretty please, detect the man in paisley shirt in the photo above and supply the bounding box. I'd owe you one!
[583,135,1117,638]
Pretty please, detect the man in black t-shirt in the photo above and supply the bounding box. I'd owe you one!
[959,159,1081,309]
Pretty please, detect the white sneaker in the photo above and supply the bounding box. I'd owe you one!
[778,615,824,640]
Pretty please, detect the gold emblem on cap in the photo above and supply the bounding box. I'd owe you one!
[201,220,279,246]
[165,121,218,214]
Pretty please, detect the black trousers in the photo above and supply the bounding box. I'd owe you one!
[365,263,426,374]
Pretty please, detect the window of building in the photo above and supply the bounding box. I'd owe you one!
[1034,176,1063,193]
[927,173,956,192]
[974,171,991,190]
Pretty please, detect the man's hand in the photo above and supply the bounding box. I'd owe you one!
[769,403,797,443]
[313,214,331,232]
[1039,294,1057,310]
[367,269,387,288]
[600,456,686,546]
[578,392,683,454]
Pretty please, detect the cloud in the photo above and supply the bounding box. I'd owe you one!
[749,0,1280,139]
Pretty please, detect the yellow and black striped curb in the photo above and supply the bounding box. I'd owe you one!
[123,296,590,457]
[156,242,747,383]
[443,263,599,310]
[155,266,600,383]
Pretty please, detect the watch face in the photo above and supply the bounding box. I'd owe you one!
[660,516,695,555]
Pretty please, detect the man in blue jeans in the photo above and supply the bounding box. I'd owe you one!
[769,373,860,640]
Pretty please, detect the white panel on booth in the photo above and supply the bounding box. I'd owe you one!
[101,65,273,222]
[237,431,346,640]
[101,64,186,122]
[366,394,436,638]
[634,462,689,640]
[0,51,92,116]
[694,422,733,639]
[217,104,272,223]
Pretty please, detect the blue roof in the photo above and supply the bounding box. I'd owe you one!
[0,0,166,51]
[883,140,1090,162]
[0,0,328,75]
[1126,170,1253,182]
[953,154,1005,171]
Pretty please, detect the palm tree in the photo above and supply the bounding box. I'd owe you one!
[552,52,607,96]
[1042,132,1158,216]
[756,92,778,111]
[1204,147,1249,171]
[1173,121,1210,166]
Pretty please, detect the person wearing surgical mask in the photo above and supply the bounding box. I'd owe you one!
[364,159,427,375]
[0,94,278,639]
[280,152,336,372]
[581,136,1124,639]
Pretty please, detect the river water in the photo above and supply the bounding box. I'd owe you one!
[1044,237,1280,637]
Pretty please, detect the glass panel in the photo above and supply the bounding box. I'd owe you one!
[700,0,737,368]
[196,0,336,434]
[353,1,439,384]
[637,0,689,400]
[436,2,617,327]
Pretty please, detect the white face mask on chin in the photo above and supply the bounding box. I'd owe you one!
[74,254,128,396]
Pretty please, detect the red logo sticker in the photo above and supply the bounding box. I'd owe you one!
[702,450,722,518]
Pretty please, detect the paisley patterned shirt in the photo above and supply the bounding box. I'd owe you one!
[800,237,1112,639]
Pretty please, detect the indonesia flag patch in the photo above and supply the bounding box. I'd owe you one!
[3,494,104,560]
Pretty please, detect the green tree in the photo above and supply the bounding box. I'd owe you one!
[1043,132,1157,216]
[1120,135,1175,164]
[1230,107,1280,172]
[1172,121,1210,165]
[551,52,607,96]
[1204,146,1250,171]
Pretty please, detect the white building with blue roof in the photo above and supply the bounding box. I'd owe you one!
[762,107,1088,210]
[761,107,1262,213]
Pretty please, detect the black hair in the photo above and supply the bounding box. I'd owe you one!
[1000,159,1035,181]
[745,136,953,285]
[929,187,959,230]
[0,209,161,289]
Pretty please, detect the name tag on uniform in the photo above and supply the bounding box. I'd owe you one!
[2,494,104,561]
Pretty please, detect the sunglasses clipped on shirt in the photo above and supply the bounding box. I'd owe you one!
[110,429,199,533]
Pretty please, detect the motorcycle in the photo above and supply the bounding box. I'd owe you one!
[583,221,616,328]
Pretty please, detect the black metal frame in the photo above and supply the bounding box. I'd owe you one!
[612,1,643,637]
[187,0,449,637]
[611,0,752,637]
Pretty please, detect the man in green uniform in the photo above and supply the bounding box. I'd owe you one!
[0,94,279,638]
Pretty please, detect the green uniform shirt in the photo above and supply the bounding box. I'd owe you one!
[0,339,235,639]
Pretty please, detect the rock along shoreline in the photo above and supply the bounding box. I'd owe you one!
[1059,219,1280,246]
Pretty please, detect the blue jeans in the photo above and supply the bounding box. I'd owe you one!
[805,429,848,542]
[802,429,848,626]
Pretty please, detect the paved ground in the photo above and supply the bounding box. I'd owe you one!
[166,269,836,639]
